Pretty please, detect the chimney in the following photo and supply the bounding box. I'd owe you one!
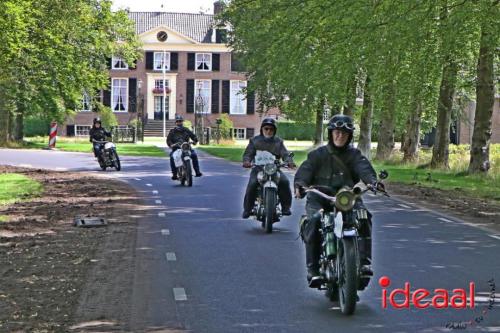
[213,1,224,15]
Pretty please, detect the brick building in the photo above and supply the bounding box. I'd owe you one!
[457,96,500,145]
[64,2,265,140]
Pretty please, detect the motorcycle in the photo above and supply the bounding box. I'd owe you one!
[172,141,194,187]
[93,140,121,171]
[251,150,294,233]
[301,170,388,315]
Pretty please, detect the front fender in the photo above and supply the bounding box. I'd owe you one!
[263,180,278,189]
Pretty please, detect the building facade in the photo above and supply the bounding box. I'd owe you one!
[65,3,263,140]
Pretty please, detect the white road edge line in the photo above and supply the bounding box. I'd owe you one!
[158,212,166,217]
[489,235,500,241]
[55,167,68,171]
[155,200,162,204]
[166,252,177,261]
[398,204,412,209]
[438,217,453,223]
[161,229,170,235]
[19,164,32,168]
[173,288,187,301]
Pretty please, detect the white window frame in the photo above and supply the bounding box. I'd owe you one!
[112,56,128,70]
[233,128,246,140]
[75,125,91,137]
[154,95,168,113]
[153,52,170,71]
[194,79,211,114]
[230,80,247,115]
[195,53,212,71]
[154,79,169,89]
[111,78,128,113]
[81,92,91,112]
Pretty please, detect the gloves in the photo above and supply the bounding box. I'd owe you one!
[242,161,252,168]
[294,184,306,199]
[287,162,297,169]
[370,181,385,192]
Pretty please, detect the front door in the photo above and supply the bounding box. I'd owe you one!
[154,95,169,120]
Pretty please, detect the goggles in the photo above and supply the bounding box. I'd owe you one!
[332,121,354,131]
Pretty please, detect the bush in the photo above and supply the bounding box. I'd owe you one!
[277,121,316,140]
[99,107,118,128]
[219,114,233,140]
[24,117,50,137]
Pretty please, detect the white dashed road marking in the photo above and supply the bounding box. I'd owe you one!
[134,178,141,181]
[146,183,152,187]
[166,252,177,261]
[161,229,170,235]
[158,212,166,217]
[489,235,500,241]
[19,164,32,168]
[438,217,453,223]
[55,167,68,171]
[155,200,162,204]
[398,204,412,209]
[153,190,159,194]
[173,288,187,301]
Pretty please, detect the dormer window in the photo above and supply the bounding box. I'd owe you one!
[196,53,211,71]
[154,52,170,71]
[112,56,128,70]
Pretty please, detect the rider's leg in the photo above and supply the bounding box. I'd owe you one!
[170,151,178,179]
[303,194,326,286]
[190,150,202,176]
[277,173,292,215]
[242,168,259,218]
[354,199,373,275]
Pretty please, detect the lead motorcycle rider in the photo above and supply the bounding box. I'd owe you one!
[242,117,295,219]
[89,117,112,163]
[167,115,202,180]
[294,114,384,288]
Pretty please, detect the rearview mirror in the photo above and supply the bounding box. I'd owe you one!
[379,170,388,180]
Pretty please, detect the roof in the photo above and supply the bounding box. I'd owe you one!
[128,12,216,43]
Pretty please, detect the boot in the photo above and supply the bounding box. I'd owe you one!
[305,242,322,288]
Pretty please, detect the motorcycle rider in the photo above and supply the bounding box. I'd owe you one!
[167,115,202,179]
[294,114,384,288]
[242,117,295,219]
[89,117,112,162]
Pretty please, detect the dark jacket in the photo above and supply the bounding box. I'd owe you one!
[242,134,291,163]
[294,143,376,192]
[167,126,198,148]
[89,127,111,142]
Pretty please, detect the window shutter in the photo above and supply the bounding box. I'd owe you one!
[211,80,220,113]
[246,90,255,114]
[186,79,194,113]
[171,52,178,70]
[246,128,255,139]
[130,59,137,70]
[66,125,75,137]
[231,52,245,72]
[212,53,220,71]
[222,80,230,113]
[216,29,227,43]
[103,88,111,107]
[106,57,112,69]
[128,78,137,113]
[145,52,154,70]
[187,53,195,71]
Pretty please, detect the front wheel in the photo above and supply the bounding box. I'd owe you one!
[185,160,193,187]
[264,188,277,233]
[112,150,121,171]
[337,238,358,315]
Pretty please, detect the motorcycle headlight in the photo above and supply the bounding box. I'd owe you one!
[264,163,277,175]
[335,187,356,211]
[257,171,265,182]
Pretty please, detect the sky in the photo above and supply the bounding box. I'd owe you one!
[112,0,218,13]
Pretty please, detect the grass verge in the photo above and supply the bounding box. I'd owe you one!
[0,173,43,205]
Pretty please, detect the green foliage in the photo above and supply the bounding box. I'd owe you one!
[24,116,50,137]
[99,107,118,129]
[277,121,316,141]
[219,114,233,140]
[0,173,43,205]
[183,120,193,130]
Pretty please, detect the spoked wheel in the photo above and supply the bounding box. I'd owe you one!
[264,188,277,233]
[179,167,186,186]
[337,238,357,315]
[185,161,193,187]
[113,151,121,171]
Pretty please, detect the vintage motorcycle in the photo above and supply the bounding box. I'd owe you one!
[93,140,121,171]
[172,141,194,187]
[301,170,388,315]
[251,150,294,233]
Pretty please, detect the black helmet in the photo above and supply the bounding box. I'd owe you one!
[175,115,184,122]
[260,117,277,136]
[93,117,102,125]
[327,114,354,147]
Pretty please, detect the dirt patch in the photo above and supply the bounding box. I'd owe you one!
[0,165,144,332]
[388,181,500,233]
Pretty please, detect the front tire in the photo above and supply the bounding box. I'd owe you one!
[338,238,357,315]
[264,188,277,233]
[113,151,121,171]
[185,161,193,187]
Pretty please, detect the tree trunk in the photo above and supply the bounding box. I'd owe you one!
[313,101,324,145]
[430,60,457,169]
[375,80,396,161]
[0,88,10,146]
[402,99,423,162]
[13,110,24,142]
[343,73,357,117]
[468,22,495,174]
[357,75,373,159]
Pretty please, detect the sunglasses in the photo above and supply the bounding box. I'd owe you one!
[333,121,354,130]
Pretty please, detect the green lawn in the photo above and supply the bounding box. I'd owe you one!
[19,137,167,157]
[0,173,43,206]
[198,144,500,200]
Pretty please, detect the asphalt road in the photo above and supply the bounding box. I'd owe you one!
[1,148,499,332]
